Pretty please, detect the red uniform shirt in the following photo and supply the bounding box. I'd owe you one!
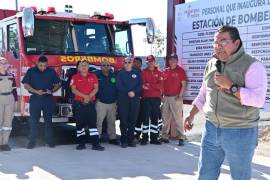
[142,68,163,98]
[163,65,187,96]
[70,73,98,102]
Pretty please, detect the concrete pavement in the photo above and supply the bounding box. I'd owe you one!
[1,104,270,180]
[0,141,270,180]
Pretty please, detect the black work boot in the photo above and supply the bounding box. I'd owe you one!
[109,139,120,145]
[150,139,162,145]
[140,138,148,145]
[27,141,36,149]
[121,143,128,148]
[92,144,105,151]
[178,139,184,146]
[160,138,170,143]
[128,141,136,147]
[76,144,86,150]
[1,144,11,151]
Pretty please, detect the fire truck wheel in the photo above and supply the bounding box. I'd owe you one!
[11,117,30,137]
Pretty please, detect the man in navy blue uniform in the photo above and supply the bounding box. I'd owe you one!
[95,61,119,145]
[132,57,142,72]
[116,57,142,148]
[132,57,144,142]
[22,56,60,149]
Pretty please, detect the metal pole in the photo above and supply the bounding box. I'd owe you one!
[15,0,18,11]
[166,0,185,61]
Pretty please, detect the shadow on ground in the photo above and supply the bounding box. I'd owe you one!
[1,140,269,180]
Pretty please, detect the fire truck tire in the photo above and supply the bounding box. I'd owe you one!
[11,117,30,137]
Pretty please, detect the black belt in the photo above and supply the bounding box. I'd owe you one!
[0,92,12,95]
[74,101,95,105]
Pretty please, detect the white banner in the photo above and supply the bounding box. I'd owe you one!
[175,0,270,111]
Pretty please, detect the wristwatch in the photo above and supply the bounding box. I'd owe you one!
[230,84,239,94]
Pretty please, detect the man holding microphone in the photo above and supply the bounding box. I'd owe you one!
[185,26,267,180]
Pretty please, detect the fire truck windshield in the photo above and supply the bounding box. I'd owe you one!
[24,19,132,57]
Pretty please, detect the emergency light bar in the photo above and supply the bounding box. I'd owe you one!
[91,11,114,20]
[20,6,56,15]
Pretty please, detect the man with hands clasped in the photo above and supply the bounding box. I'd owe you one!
[22,56,60,149]
[116,57,143,148]
[71,60,104,151]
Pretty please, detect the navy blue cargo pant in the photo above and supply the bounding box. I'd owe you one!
[29,95,55,144]
[118,96,140,144]
[73,101,99,145]
[135,100,143,139]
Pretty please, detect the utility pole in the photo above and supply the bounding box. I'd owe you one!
[15,0,18,11]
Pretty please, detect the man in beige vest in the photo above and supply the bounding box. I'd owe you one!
[185,26,267,180]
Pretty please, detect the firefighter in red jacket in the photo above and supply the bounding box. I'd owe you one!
[161,53,187,146]
[71,60,104,151]
[140,55,163,145]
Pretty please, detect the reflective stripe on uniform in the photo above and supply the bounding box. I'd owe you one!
[135,127,141,131]
[142,129,149,133]
[2,127,12,131]
[77,128,86,137]
[142,125,149,129]
[90,132,99,136]
[89,128,99,136]
[150,124,158,129]
[150,129,158,134]
[77,128,85,134]
[77,132,86,137]
[89,128,98,132]
[158,120,163,127]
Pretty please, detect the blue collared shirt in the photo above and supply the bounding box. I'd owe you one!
[95,70,117,104]
[22,66,60,93]
[116,69,142,98]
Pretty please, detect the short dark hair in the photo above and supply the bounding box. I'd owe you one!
[38,56,48,63]
[217,26,242,47]
[76,60,89,68]
[134,57,142,64]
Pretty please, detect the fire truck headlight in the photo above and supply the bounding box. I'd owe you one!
[60,105,73,117]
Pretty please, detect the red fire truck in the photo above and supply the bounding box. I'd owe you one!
[0,7,155,128]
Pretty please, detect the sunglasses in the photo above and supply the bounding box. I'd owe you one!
[124,61,132,64]
[102,64,110,67]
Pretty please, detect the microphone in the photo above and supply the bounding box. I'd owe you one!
[215,59,222,73]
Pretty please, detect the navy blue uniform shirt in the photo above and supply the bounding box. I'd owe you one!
[95,70,117,104]
[116,69,142,98]
[22,66,60,94]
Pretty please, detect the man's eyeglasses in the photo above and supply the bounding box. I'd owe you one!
[102,64,110,67]
[124,61,132,64]
[212,39,234,47]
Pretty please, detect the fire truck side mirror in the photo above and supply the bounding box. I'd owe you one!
[22,7,35,37]
[145,18,155,44]
[129,18,155,44]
